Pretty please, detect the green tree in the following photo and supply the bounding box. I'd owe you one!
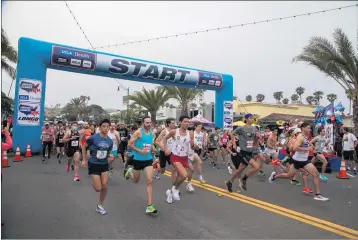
[245,95,252,102]
[256,94,265,102]
[295,86,305,102]
[1,91,13,117]
[326,93,337,103]
[162,86,204,116]
[346,89,355,114]
[313,91,324,105]
[2,28,18,96]
[273,91,283,103]
[306,96,315,105]
[293,28,357,134]
[127,87,170,123]
[61,95,91,121]
[291,94,299,103]
[282,98,289,104]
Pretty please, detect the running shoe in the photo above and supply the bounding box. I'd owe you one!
[146,204,158,214]
[228,166,233,175]
[270,159,280,166]
[213,164,220,169]
[258,170,265,177]
[269,172,276,183]
[239,179,247,191]
[319,174,328,181]
[42,157,46,162]
[125,168,133,180]
[166,189,173,204]
[353,169,357,175]
[66,165,70,172]
[186,182,195,192]
[74,176,80,181]
[225,181,233,193]
[347,167,351,171]
[171,186,180,201]
[314,194,329,201]
[290,180,301,186]
[71,165,74,171]
[96,205,107,215]
[302,187,313,194]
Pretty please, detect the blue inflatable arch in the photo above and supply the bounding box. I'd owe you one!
[13,38,234,153]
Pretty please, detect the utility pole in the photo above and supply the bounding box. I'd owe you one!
[117,84,130,124]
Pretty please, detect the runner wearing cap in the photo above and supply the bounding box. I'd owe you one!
[41,122,55,162]
[225,113,261,192]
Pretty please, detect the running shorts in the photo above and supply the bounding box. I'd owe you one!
[170,154,188,169]
[231,152,243,169]
[88,163,109,175]
[292,159,310,169]
[66,148,80,158]
[239,150,255,166]
[159,151,171,169]
[112,150,118,157]
[208,147,217,152]
[132,159,153,171]
[194,149,202,156]
[118,141,128,153]
[343,150,354,160]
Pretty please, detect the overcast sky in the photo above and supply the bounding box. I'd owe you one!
[2,1,357,111]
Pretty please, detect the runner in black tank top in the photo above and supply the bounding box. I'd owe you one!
[55,127,65,163]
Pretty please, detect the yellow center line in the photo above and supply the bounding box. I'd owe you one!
[164,171,358,239]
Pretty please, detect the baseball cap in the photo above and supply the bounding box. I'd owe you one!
[293,128,301,134]
[245,113,253,119]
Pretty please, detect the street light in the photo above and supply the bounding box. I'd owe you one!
[117,84,130,124]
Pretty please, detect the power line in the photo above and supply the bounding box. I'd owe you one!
[95,4,357,49]
[64,1,95,50]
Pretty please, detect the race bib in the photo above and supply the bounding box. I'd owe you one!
[247,141,253,148]
[197,142,202,148]
[96,150,107,160]
[44,134,50,139]
[71,141,78,147]
[59,139,63,143]
[121,137,126,141]
[321,142,325,148]
[223,139,228,143]
[237,146,241,152]
[143,144,151,152]
[214,136,218,141]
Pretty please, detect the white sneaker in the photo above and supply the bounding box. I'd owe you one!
[96,205,107,215]
[171,186,180,201]
[314,194,329,201]
[166,189,173,204]
[269,172,276,183]
[228,166,233,175]
[186,182,195,192]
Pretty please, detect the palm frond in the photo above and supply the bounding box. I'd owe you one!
[1,29,18,63]
[1,57,16,79]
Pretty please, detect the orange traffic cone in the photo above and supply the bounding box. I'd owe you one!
[13,146,23,162]
[1,151,10,168]
[25,143,32,158]
[337,158,349,179]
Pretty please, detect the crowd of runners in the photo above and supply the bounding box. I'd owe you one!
[37,113,358,215]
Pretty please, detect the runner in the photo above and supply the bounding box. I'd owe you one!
[55,126,65,164]
[341,127,357,174]
[261,128,280,176]
[81,119,114,215]
[164,116,192,203]
[117,123,129,163]
[41,122,55,162]
[124,125,138,177]
[207,127,220,169]
[155,118,176,182]
[225,114,260,192]
[192,122,207,183]
[220,130,232,173]
[107,123,120,179]
[125,116,157,214]
[269,123,329,201]
[310,128,329,181]
[63,122,81,181]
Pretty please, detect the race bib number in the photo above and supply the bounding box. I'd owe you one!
[214,136,218,141]
[96,150,107,160]
[121,137,126,141]
[321,142,325,148]
[247,141,253,148]
[143,144,151,152]
[71,141,78,147]
[44,134,50,138]
[223,139,228,143]
[237,147,241,152]
[59,139,63,143]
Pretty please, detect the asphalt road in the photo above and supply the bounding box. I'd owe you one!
[1,154,358,239]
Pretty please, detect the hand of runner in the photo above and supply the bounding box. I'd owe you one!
[152,148,157,153]
[140,149,149,155]
[81,160,87,168]
[306,146,314,152]
[164,149,171,156]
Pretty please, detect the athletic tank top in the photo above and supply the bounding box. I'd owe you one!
[161,128,173,151]
[107,131,118,151]
[194,131,204,149]
[232,137,240,153]
[81,129,92,146]
[221,135,229,146]
[68,131,80,149]
[292,134,309,161]
[171,128,190,157]
[132,128,153,161]
[56,132,65,144]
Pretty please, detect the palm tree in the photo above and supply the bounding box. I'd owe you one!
[291,94,299,103]
[295,87,305,102]
[346,89,355,114]
[293,28,357,134]
[127,87,170,123]
[273,91,283,103]
[162,86,204,116]
[245,95,252,102]
[306,96,315,105]
[256,94,265,102]
[2,28,18,95]
[62,95,91,120]
[282,98,289,104]
[326,93,337,103]
[1,91,13,118]
[313,91,324,105]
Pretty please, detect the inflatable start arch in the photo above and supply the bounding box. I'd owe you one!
[13,38,234,153]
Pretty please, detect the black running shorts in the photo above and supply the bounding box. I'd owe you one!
[292,159,310,169]
[159,151,171,169]
[343,150,354,160]
[132,159,153,171]
[88,163,109,176]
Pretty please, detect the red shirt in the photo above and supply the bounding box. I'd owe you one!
[42,127,54,142]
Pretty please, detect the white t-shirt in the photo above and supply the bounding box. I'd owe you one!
[343,133,357,151]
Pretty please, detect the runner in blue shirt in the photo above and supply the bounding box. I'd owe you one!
[81,119,114,215]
